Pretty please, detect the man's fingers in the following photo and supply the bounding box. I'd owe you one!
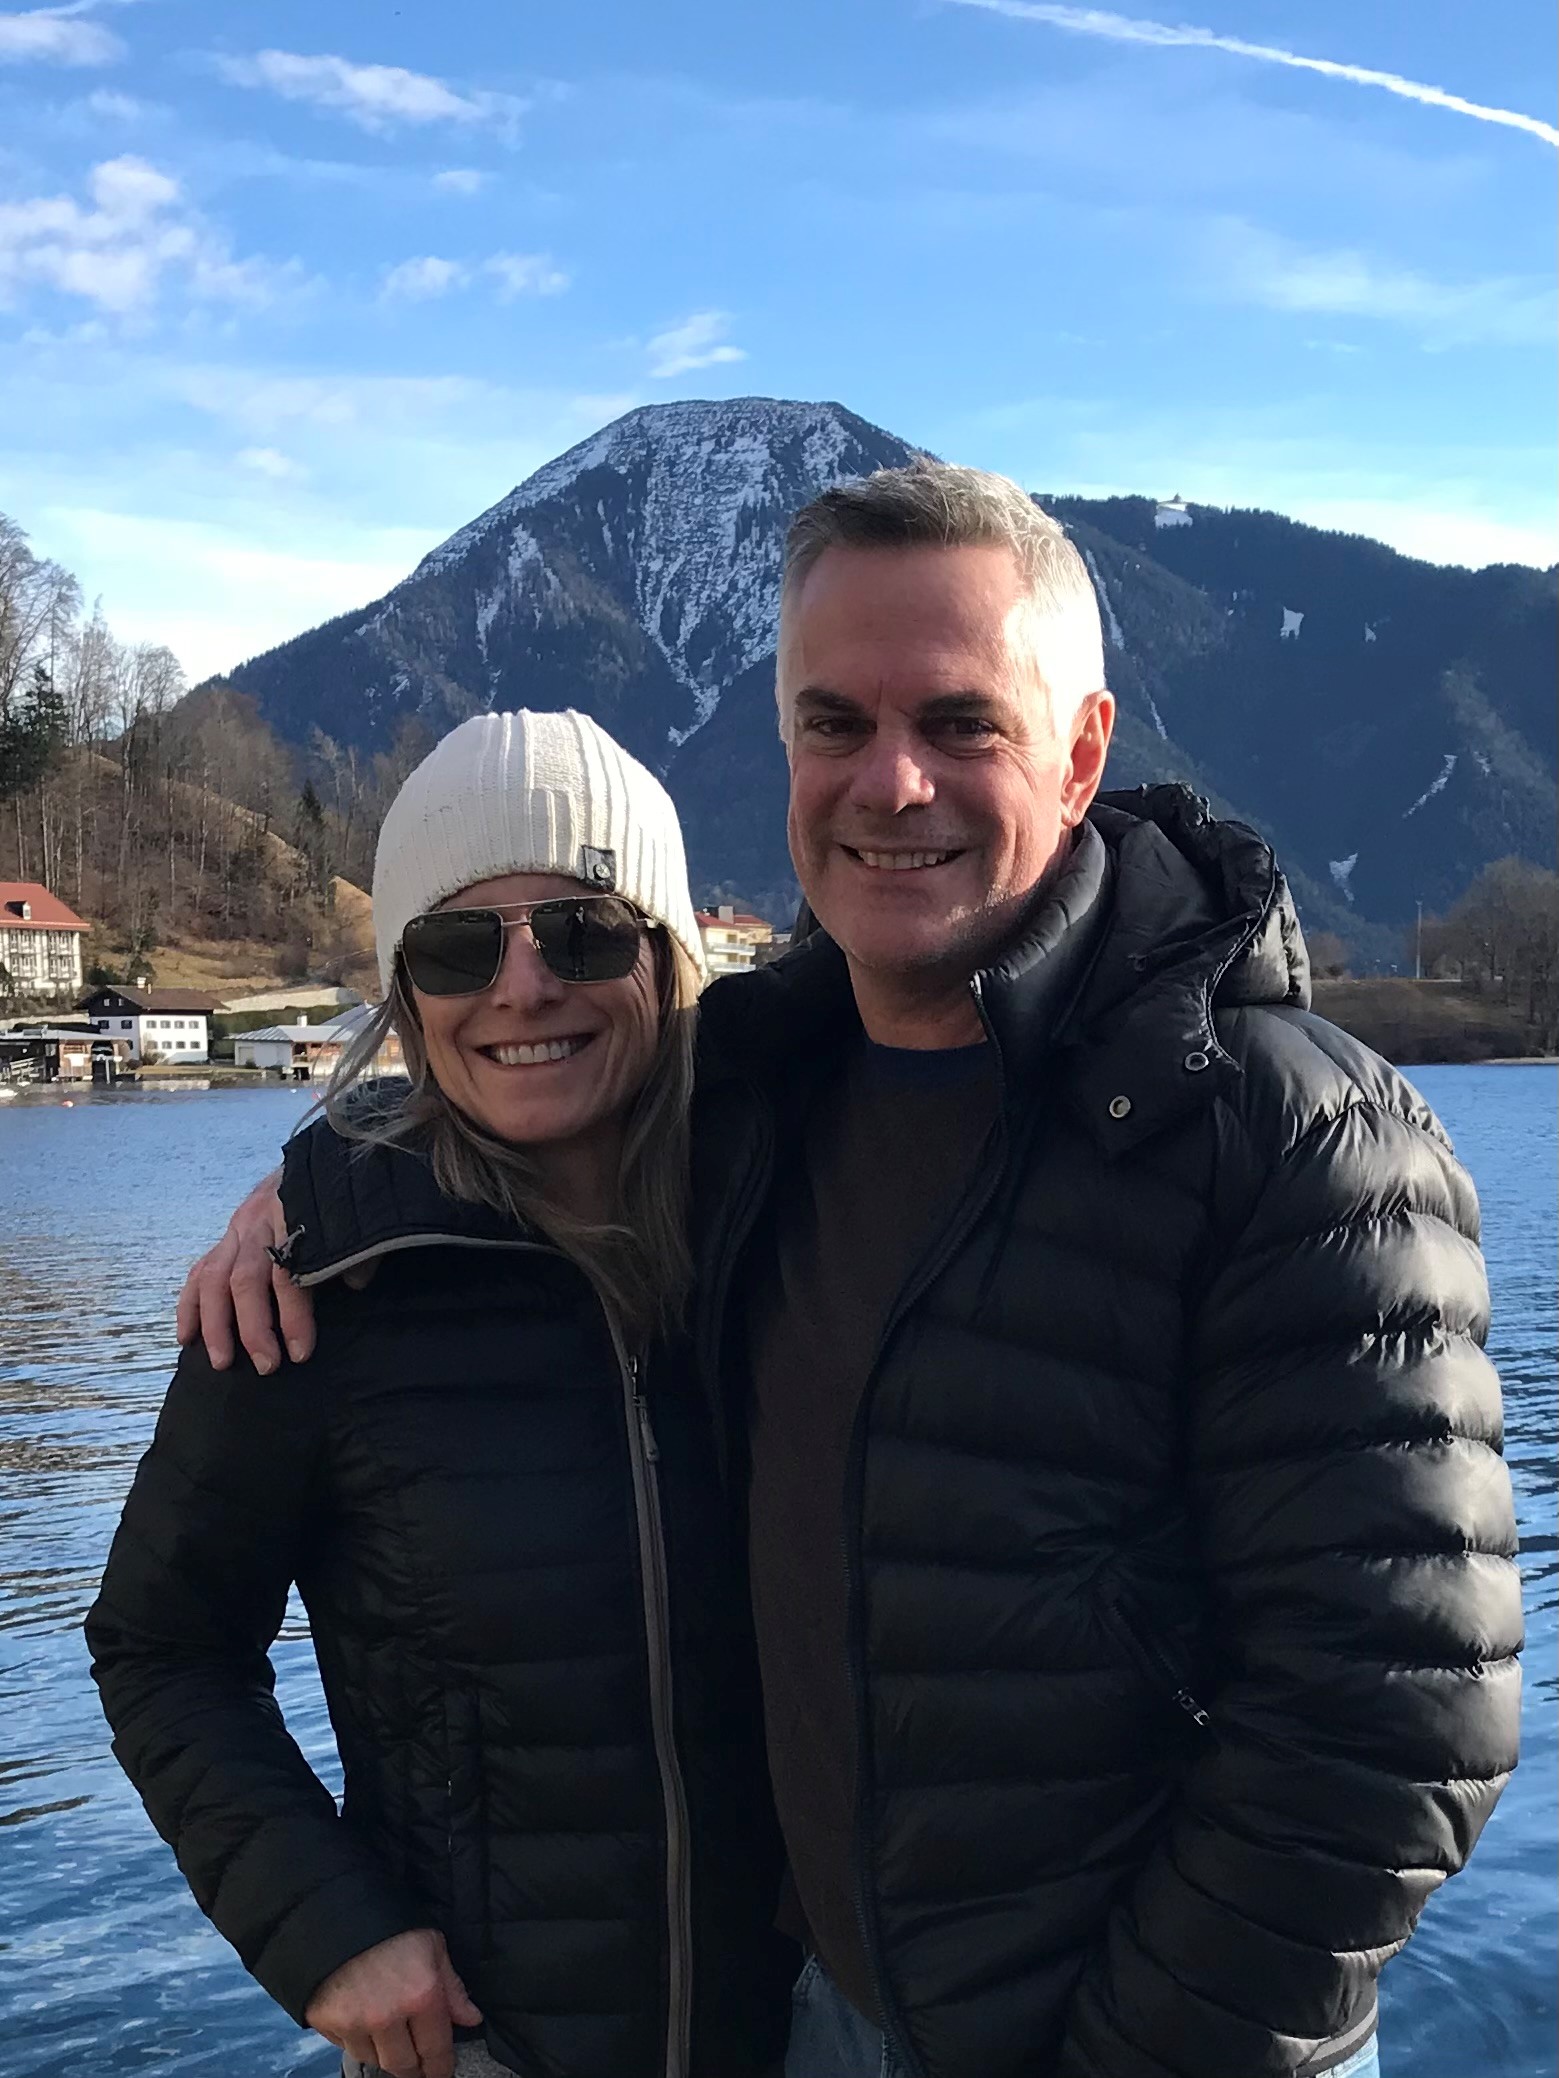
[273,1264,317,1364]
[437,1952,482,2028]
[409,2000,457,2078]
[194,1254,237,1372]
[230,1249,283,1375]
[373,2018,425,2078]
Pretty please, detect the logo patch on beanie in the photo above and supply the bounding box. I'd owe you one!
[579,845,617,890]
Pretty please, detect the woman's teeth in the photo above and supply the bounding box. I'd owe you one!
[855,850,956,871]
[485,1037,589,1067]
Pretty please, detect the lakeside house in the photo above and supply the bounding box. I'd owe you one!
[0,1018,131,1084]
[233,1003,403,1081]
[78,985,221,1065]
[0,883,89,1002]
[696,905,774,976]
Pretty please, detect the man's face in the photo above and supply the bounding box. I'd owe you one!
[780,542,1114,988]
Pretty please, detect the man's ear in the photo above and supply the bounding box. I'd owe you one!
[1060,691,1115,828]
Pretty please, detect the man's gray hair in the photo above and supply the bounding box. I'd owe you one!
[778,461,1106,737]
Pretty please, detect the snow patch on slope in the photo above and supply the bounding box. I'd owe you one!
[1329,854,1358,904]
[1404,754,1457,818]
[1081,547,1124,652]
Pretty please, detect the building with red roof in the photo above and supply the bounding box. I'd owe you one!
[695,903,775,976]
[0,883,89,1002]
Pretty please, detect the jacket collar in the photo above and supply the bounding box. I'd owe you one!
[279,1119,532,1285]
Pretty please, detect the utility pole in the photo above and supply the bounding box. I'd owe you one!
[1415,899,1423,981]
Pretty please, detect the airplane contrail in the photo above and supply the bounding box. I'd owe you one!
[944,0,1559,149]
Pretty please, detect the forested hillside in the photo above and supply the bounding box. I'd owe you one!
[0,513,390,987]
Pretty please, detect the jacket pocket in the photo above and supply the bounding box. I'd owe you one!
[1091,1576,1213,1733]
[444,1684,491,1951]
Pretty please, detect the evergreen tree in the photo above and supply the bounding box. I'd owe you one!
[0,661,68,805]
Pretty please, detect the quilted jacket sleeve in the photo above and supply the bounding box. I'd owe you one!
[1055,1082,1524,2078]
[84,1344,428,2026]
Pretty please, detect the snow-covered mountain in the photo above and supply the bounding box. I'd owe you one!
[216,396,1556,940]
[227,397,921,775]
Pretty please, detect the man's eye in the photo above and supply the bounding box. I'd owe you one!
[934,717,997,739]
[803,716,863,737]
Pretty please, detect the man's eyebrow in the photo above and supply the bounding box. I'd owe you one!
[917,690,1002,718]
[791,686,866,716]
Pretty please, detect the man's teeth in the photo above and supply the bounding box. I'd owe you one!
[487,1037,588,1067]
[855,850,956,871]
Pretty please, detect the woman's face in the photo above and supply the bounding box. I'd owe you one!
[410,872,661,1147]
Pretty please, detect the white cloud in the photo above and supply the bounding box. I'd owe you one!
[215,48,529,136]
[82,87,148,119]
[380,250,568,303]
[943,0,1559,149]
[484,251,568,299]
[432,167,488,195]
[646,309,746,379]
[236,445,303,480]
[381,254,466,301]
[0,7,122,64]
[0,154,294,316]
[1207,220,1557,349]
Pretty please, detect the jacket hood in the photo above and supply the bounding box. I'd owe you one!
[1085,785,1309,1015]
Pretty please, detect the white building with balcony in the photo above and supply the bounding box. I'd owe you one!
[0,884,88,1001]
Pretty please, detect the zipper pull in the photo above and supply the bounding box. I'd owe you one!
[1172,1686,1212,1730]
[633,1389,660,1463]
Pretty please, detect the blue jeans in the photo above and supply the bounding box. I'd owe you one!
[783,1955,1382,2078]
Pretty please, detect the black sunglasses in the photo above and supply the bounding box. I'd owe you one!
[401,896,653,996]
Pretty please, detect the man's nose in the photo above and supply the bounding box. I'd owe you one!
[847,730,935,816]
[487,925,568,1013]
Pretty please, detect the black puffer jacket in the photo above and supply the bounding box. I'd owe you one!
[692,787,1522,2078]
[86,1129,794,2078]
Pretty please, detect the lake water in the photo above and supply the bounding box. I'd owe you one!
[1,1071,1554,2077]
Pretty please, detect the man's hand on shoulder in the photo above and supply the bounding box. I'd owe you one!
[174,1166,315,1374]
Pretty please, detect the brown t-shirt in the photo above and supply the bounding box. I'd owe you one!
[744,1036,999,2020]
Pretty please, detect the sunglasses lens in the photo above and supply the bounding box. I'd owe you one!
[530,897,644,983]
[401,910,505,996]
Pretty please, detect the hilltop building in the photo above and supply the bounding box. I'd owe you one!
[78,985,221,1065]
[1154,495,1192,530]
[696,905,774,977]
[0,884,89,1001]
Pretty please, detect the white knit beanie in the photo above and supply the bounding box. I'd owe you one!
[372,710,707,999]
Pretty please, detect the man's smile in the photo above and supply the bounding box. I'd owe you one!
[842,846,966,873]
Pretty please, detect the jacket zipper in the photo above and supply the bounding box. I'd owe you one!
[843,975,1011,2078]
[301,1229,693,2076]
[608,1322,693,2078]
[1093,1578,1212,1731]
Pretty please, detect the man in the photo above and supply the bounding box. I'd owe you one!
[183,463,1521,2078]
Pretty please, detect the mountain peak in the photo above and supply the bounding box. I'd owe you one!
[414,394,906,582]
[391,394,921,750]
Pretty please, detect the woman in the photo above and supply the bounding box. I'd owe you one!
[86,711,793,2078]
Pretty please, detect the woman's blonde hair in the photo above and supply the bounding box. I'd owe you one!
[322,927,700,1344]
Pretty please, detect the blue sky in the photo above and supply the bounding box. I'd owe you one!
[2,0,1554,683]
